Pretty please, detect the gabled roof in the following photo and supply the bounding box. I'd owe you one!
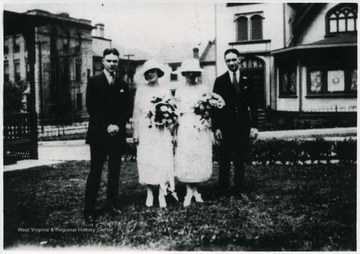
[307,34,357,46]
[163,40,216,65]
[272,33,357,55]
[289,3,327,46]
[199,40,216,63]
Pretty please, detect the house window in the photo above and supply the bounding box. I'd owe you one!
[63,31,70,51]
[26,60,30,81]
[93,60,102,74]
[308,69,357,95]
[237,16,248,41]
[351,70,357,91]
[327,3,357,34]
[13,35,20,52]
[309,70,323,94]
[75,60,82,82]
[50,28,58,56]
[170,66,178,81]
[280,69,297,96]
[4,44,9,55]
[4,61,9,82]
[236,12,263,41]
[75,33,82,53]
[240,58,264,70]
[14,60,21,82]
[77,93,83,110]
[251,15,263,40]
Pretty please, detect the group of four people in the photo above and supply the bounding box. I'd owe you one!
[83,47,258,223]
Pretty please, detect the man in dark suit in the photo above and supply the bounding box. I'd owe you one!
[212,48,258,196]
[84,48,131,223]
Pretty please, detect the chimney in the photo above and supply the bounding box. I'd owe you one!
[95,23,105,37]
[193,47,199,59]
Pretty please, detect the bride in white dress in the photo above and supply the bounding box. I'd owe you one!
[174,59,213,207]
[133,59,174,208]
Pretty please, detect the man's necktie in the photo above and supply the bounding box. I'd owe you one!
[109,72,115,85]
[232,71,240,93]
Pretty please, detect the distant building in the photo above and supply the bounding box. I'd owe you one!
[133,40,216,94]
[92,23,112,75]
[4,9,94,124]
[215,3,357,130]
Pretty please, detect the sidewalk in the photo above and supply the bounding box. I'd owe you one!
[3,127,357,171]
[4,139,90,172]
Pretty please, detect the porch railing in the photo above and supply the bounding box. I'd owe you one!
[4,113,38,163]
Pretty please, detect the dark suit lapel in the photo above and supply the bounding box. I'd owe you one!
[99,72,109,86]
[224,72,231,86]
[113,76,124,91]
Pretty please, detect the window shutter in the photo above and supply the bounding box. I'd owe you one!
[237,17,248,41]
[251,15,263,40]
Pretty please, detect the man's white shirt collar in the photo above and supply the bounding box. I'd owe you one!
[104,70,115,84]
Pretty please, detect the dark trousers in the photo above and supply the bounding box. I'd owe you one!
[84,141,122,215]
[218,126,250,194]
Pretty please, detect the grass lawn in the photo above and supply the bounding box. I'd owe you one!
[4,161,356,251]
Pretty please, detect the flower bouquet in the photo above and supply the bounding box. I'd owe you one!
[147,96,178,130]
[194,92,225,129]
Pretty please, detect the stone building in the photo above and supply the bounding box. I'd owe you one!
[4,9,93,124]
[92,23,112,76]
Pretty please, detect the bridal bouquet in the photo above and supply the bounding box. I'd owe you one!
[147,95,178,130]
[194,92,225,129]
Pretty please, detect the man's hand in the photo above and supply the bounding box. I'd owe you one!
[250,128,259,139]
[107,124,119,136]
[133,137,139,145]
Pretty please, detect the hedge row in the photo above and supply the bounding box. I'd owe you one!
[246,138,357,165]
[123,137,357,165]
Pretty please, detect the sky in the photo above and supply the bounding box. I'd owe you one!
[3,1,216,61]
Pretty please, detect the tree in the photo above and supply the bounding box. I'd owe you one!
[4,80,26,114]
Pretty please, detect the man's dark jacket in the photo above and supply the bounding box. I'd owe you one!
[86,72,131,148]
[212,71,258,150]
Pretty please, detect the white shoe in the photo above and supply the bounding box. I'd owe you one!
[183,195,192,207]
[146,195,153,207]
[158,193,167,208]
[194,192,204,203]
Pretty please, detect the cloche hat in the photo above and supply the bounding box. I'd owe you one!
[142,59,165,78]
[180,59,203,76]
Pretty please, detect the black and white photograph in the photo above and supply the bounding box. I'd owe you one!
[2,0,357,251]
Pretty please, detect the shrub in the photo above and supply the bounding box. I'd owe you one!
[302,138,333,164]
[4,80,27,114]
[127,137,356,165]
[334,138,357,164]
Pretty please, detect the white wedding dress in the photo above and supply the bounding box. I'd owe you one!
[174,83,213,183]
[133,84,174,185]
